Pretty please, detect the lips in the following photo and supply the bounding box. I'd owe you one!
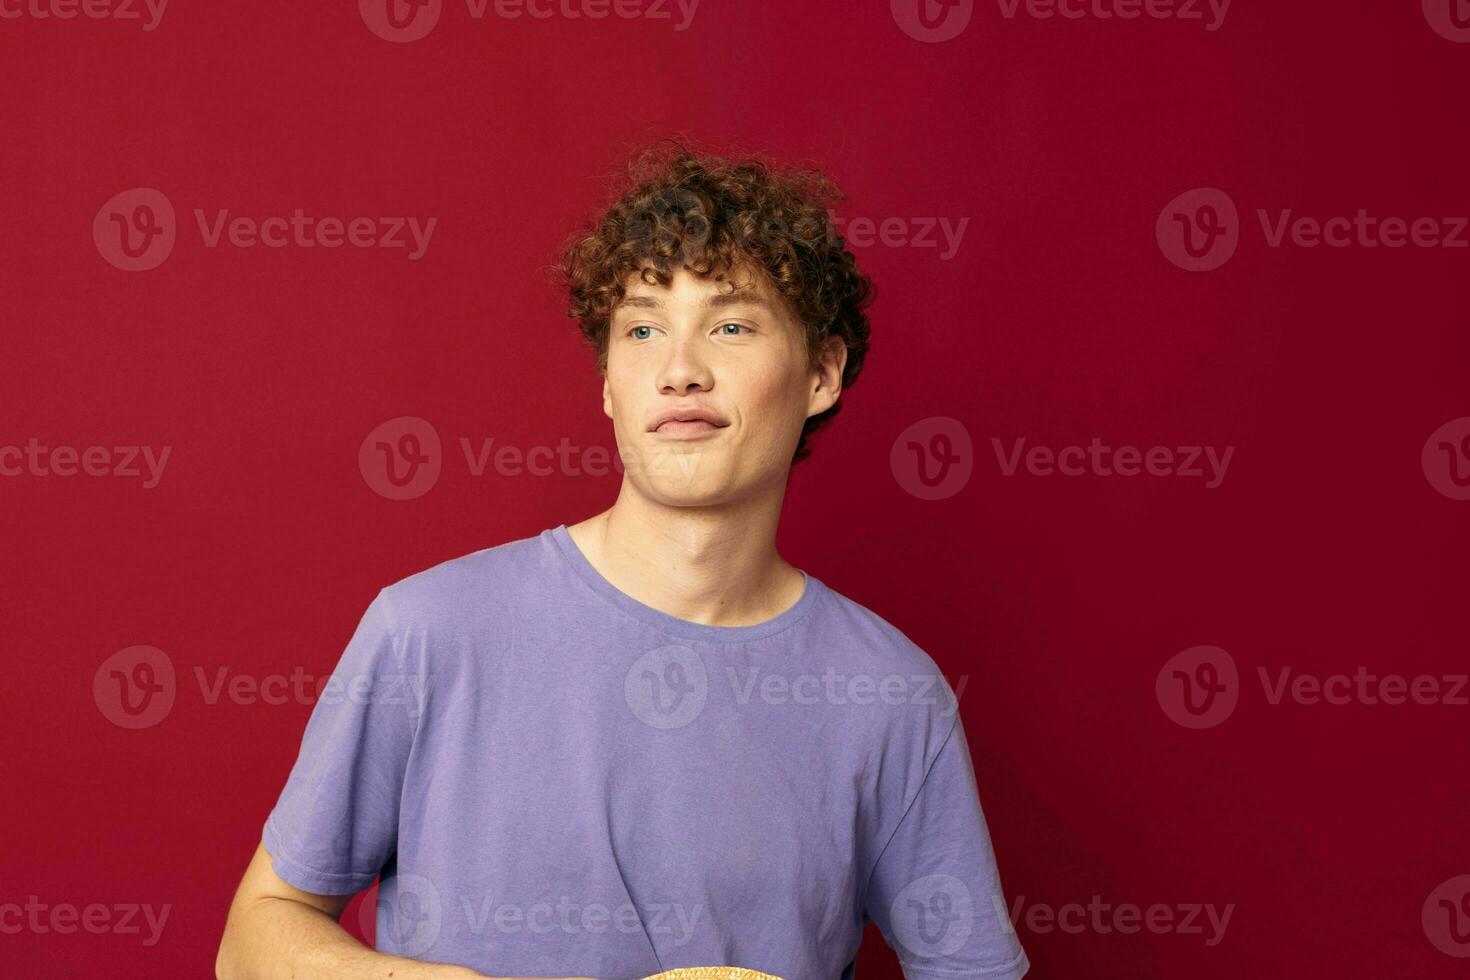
[648,406,730,433]
[655,419,721,435]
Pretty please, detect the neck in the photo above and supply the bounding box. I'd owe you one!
[564,479,805,628]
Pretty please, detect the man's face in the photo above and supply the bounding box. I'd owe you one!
[602,262,843,506]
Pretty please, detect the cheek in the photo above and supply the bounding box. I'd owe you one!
[602,364,639,418]
[736,370,806,436]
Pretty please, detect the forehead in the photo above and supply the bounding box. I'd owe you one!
[613,264,789,319]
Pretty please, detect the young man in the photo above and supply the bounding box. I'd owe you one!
[216,143,1029,980]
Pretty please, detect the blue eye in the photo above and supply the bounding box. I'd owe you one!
[717,322,748,335]
[631,325,654,340]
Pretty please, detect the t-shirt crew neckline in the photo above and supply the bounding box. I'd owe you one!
[548,523,822,644]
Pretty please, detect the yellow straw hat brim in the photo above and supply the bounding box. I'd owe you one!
[642,970,785,980]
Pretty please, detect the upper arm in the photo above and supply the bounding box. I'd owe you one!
[230,840,355,921]
[863,715,1030,979]
[257,588,419,894]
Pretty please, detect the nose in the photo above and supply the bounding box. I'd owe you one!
[655,331,714,396]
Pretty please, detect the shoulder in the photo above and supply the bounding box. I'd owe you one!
[814,580,946,675]
[808,581,966,776]
[809,579,963,714]
[371,527,551,638]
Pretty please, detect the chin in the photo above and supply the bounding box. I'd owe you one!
[630,443,724,483]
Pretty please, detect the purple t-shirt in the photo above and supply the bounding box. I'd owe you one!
[262,524,1029,980]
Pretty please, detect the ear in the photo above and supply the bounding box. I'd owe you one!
[807,336,847,419]
[602,371,614,421]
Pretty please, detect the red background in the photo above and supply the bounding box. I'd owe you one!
[2,1,1466,977]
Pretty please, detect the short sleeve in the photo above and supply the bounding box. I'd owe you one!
[862,714,1030,979]
[261,588,420,895]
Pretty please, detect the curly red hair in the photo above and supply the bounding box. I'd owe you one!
[556,139,874,463]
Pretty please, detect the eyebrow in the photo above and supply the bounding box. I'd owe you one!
[612,290,779,315]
